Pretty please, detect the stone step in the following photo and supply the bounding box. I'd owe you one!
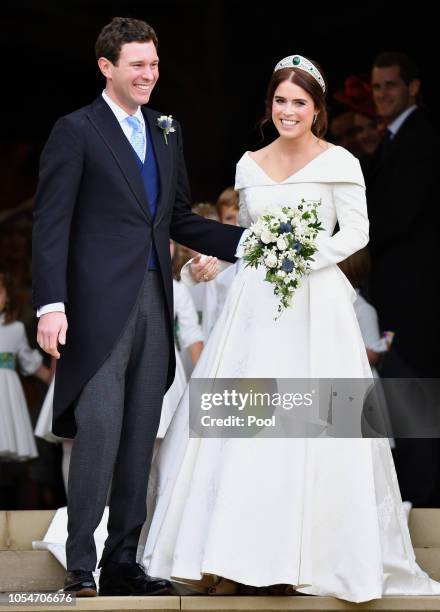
[2,509,440,550]
[0,550,65,592]
[1,595,440,612]
[415,547,440,581]
[1,509,440,611]
[1,546,440,595]
[409,509,440,547]
[0,595,180,612]
[0,510,56,550]
[182,595,440,611]
[1,549,440,602]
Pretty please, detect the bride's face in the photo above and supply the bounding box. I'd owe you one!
[272,80,317,140]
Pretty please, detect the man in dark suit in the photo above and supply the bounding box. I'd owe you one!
[365,52,440,506]
[32,17,244,596]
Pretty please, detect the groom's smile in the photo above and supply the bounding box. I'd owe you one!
[98,40,159,114]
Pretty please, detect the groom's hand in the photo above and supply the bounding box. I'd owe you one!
[190,254,219,282]
[37,312,68,359]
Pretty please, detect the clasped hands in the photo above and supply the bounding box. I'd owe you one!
[188,254,220,283]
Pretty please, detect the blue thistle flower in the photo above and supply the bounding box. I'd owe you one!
[279,222,292,234]
[281,259,295,273]
[158,117,171,129]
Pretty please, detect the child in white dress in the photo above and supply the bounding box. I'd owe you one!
[202,187,242,339]
[157,241,204,439]
[338,247,392,370]
[0,268,50,461]
[338,248,395,446]
[156,279,203,439]
[34,360,72,492]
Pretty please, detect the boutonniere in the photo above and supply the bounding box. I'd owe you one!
[157,115,175,144]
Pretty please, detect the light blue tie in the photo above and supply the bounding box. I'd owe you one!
[126,115,145,163]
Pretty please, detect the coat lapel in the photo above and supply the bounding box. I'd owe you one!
[87,97,151,221]
[366,110,420,185]
[143,108,173,223]
[385,109,418,163]
[380,110,419,172]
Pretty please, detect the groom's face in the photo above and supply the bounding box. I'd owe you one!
[100,40,159,113]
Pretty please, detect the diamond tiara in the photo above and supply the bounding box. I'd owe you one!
[274,55,326,93]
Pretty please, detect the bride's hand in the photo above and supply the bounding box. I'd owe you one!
[189,254,219,283]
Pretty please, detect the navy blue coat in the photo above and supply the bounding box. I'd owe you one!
[32,96,243,437]
[364,109,439,377]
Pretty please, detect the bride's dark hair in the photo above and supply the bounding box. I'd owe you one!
[259,59,328,140]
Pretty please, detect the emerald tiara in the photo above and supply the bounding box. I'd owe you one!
[274,55,326,93]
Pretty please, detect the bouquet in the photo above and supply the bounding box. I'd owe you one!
[242,200,323,318]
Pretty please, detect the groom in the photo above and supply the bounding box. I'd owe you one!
[32,17,243,597]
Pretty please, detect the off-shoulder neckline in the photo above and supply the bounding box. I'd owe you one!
[245,145,342,184]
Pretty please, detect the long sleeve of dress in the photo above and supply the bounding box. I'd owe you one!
[309,182,369,271]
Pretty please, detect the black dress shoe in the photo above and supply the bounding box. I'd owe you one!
[99,562,173,596]
[63,570,97,597]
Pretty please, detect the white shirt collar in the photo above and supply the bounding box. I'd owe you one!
[102,90,144,126]
[388,105,417,138]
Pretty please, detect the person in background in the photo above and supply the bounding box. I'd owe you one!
[0,266,50,462]
[203,187,241,339]
[156,240,204,439]
[34,361,73,494]
[366,51,440,507]
[192,202,219,222]
[333,75,382,159]
[338,248,394,445]
[339,248,391,360]
[177,202,219,335]
[328,110,362,156]
[215,187,239,226]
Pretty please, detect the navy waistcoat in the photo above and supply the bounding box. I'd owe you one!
[133,119,160,269]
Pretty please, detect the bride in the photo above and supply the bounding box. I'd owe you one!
[137,55,440,602]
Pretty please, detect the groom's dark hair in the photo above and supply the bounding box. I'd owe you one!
[372,52,419,86]
[95,17,158,65]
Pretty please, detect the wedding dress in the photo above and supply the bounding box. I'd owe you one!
[138,145,440,602]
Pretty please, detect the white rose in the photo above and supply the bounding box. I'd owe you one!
[261,229,276,244]
[264,252,278,268]
[255,221,266,237]
[252,222,264,237]
[277,270,287,279]
[301,220,311,232]
[276,236,288,251]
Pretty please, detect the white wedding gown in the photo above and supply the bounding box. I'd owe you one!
[138,146,440,602]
